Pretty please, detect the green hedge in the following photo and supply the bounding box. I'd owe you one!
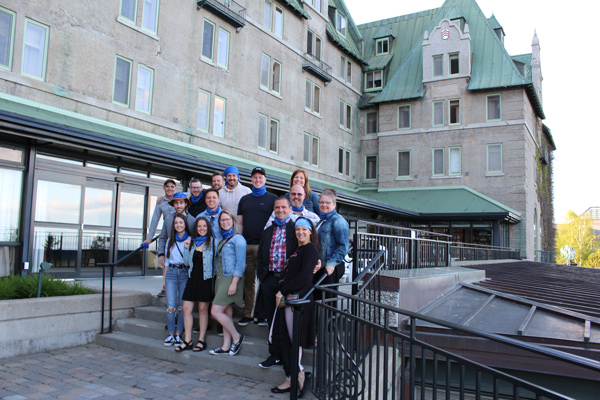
[0,274,93,300]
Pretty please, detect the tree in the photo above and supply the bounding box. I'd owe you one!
[587,252,600,269]
[555,210,599,266]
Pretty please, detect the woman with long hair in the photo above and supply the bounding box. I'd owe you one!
[286,169,320,214]
[176,217,215,352]
[271,217,320,397]
[209,210,247,356]
[163,213,191,347]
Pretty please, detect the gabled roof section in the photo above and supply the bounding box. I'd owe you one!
[280,0,310,19]
[373,25,395,40]
[363,54,392,72]
[360,0,545,119]
[326,0,365,63]
[487,14,503,32]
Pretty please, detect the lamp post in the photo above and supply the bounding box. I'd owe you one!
[37,262,53,298]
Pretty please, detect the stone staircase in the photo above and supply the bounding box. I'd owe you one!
[96,296,313,388]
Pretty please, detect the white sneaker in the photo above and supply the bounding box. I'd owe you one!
[163,335,175,347]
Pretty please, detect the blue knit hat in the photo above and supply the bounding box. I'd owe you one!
[223,166,240,181]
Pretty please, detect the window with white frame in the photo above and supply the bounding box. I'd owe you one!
[0,7,16,70]
[135,65,153,113]
[449,99,460,124]
[213,96,226,137]
[487,143,503,173]
[264,1,283,36]
[307,29,322,59]
[433,101,444,126]
[339,100,352,130]
[340,55,351,84]
[449,146,461,175]
[487,94,501,121]
[365,155,378,180]
[432,148,444,176]
[22,19,49,80]
[274,6,283,37]
[119,0,138,23]
[197,89,211,132]
[113,56,132,106]
[338,147,350,176]
[258,114,279,153]
[305,0,321,13]
[201,19,215,62]
[303,133,319,166]
[263,0,273,30]
[142,0,159,34]
[262,53,282,95]
[433,55,443,77]
[366,111,378,134]
[449,53,459,75]
[376,38,389,55]
[365,70,382,90]
[217,28,229,69]
[397,151,411,178]
[397,105,411,129]
[305,79,320,115]
[336,11,347,37]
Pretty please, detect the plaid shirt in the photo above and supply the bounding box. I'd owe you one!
[269,225,287,272]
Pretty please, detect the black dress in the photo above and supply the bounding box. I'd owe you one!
[182,251,214,303]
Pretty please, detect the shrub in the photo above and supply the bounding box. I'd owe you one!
[0,274,93,300]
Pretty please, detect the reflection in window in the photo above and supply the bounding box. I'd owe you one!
[32,227,79,272]
[82,230,112,267]
[84,187,114,226]
[118,191,145,229]
[35,180,82,224]
[0,168,22,241]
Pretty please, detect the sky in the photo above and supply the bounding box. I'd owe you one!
[344,0,600,223]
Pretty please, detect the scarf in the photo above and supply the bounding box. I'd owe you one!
[175,232,189,242]
[252,185,267,197]
[190,192,204,204]
[205,205,221,216]
[291,204,305,212]
[191,235,207,247]
[320,210,336,221]
[220,227,234,239]
[273,215,291,227]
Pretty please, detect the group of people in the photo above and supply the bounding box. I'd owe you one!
[146,166,350,396]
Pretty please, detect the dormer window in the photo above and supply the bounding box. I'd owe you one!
[336,11,347,37]
[376,38,389,55]
[451,17,465,32]
[449,53,459,74]
[365,70,383,90]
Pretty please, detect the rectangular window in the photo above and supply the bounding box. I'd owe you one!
[135,65,153,113]
[433,101,444,126]
[274,6,283,37]
[338,148,344,174]
[346,58,352,84]
[217,28,229,69]
[261,53,270,88]
[449,53,459,75]
[269,119,279,153]
[213,96,226,137]
[345,150,351,176]
[120,0,138,23]
[336,11,347,37]
[376,38,389,55]
[22,20,49,80]
[487,143,503,173]
[258,114,278,153]
[433,55,443,77]
[263,0,273,30]
[345,104,352,130]
[315,36,322,60]
[0,7,16,70]
[312,136,319,166]
[272,60,281,94]
[202,19,215,62]
[113,56,132,106]
[303,133,310,163]
[397,105,411,129]
[433,148,444,176]
[449,146,461,175]
[449,99,460,124]
[365,155,378,180]
[305,80,312,110]
[306,0,321,13]
[366,111,378,134]
[142,0,159,34]
[307,30,313,56]
[397,151,411,177]
[258,114,267,149]
[305,80,320,114]
[197,89,211,132]
[487,94,501,121]
[365,70,382,90]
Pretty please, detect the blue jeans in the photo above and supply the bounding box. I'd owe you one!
[165,266,188,335]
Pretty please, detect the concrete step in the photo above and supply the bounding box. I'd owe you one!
[96,331,313,387]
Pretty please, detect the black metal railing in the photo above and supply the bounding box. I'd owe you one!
[197,0,246,28]
[302,52,333,82]
[98,236,158,334]
[450,242,521,261]
[535,250,555,263]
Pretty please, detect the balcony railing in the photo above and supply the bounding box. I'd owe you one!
[197,0,246,29]
[302,52,333,83]
[450,242,521,261]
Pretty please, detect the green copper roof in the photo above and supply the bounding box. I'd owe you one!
[358,186,521,221]
[359,0,544,118]
[326,0,365,63]
[281,0,310,19]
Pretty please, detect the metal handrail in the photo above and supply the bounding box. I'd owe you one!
[98,235,159,334]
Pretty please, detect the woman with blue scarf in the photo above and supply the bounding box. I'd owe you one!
[176,217,215,352]
[317,189,350,279]
[163,213,191,347]
[209,210,247,356]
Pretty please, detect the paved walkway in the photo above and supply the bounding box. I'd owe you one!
[0,344,288,399]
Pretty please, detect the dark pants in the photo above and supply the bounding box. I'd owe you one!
[256,272,280,322]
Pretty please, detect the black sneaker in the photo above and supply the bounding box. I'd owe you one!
[259,355,282,368]
[255,318,268,327]
[209,347,229,355]
[157,289,166,297]
[229,333,244,356]
[237,317,253,326]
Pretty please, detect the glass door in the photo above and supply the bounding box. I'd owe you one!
[114,184,146,275]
